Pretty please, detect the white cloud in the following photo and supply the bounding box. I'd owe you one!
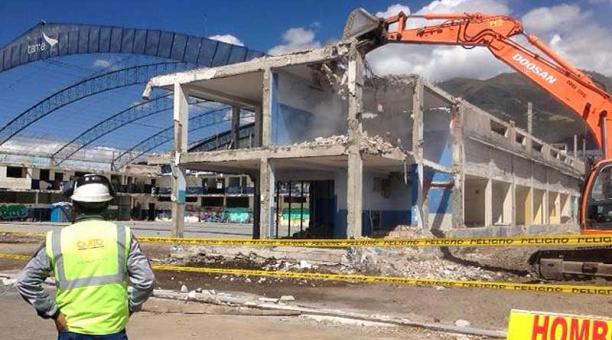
[418,0,509,15]
[366,1,612,80]
[368,44,512,80]
[375,4,410,18]
[366,1,512,81]
[93,59,112,68]
[521,4,612,77]
[522,4,588,34]
[268,27,321,55]
[209,34,244,46]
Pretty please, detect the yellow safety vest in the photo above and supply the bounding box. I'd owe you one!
[45,220,131,335]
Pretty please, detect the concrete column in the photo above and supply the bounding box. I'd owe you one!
[526,102,533,151]
[451,101,465,228]
[526,187,534,225]
[261,67,273,147]
[231,106,240,149]
[573,134,578,157]
[508,121,516,144]
[171,82,189,238]
[412,77,426,228]
[254,108,262,147]
[258,158,275,239]
[484,179,493,227]
[544,169,550,224]
[345,44,364,238]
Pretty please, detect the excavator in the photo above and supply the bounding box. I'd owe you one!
[342,8,611,280]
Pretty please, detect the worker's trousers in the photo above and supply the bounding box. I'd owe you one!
[57,330,128,340]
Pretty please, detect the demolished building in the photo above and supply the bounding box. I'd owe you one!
[144,42,585,239]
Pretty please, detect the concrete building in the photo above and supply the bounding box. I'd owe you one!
[0,160,160,221]
[144,42,584,238]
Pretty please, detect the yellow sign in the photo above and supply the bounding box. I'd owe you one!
[507,310,611,340]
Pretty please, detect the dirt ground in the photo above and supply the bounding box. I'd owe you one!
[1,236,610,336]
[0,291,473,340]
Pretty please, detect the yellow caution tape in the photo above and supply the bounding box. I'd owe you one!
[1,229,611,248]
[138,234,612,248]
[1,251,607,296]
[0,229,45,236]
[151,264,612,296]
[507,309,611,340]
[0,253,30,261]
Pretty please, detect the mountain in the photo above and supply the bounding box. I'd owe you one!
[436,72,612,147]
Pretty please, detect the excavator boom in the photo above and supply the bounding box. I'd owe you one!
[343,8,612,279]
[344,8,612,158]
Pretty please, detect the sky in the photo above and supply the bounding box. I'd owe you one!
[0,0,610,159]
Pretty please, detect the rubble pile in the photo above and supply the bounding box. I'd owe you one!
[166,244,525,283]
[292,133,401,154]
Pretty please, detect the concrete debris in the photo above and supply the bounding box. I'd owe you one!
[454,320,472,328]
[291,133,402,154]
[1,278,16,286]
[279,295,296,302]
[150,287,505,338]
[299,260,312,269]
[171,244,523,283]
[302,314,397,328]
[180,284,188,293]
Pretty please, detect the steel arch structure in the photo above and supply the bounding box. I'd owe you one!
[189,123,256,152]
[111,107,235,169]
[51,94,174,164]
[52,96,222,165]
[0,62,189,145]
[0,22,264,73]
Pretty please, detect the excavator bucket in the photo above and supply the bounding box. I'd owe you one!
[342,8,382,41]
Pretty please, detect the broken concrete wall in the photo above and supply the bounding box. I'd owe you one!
[272,71,347,145]
[362,76,414,150]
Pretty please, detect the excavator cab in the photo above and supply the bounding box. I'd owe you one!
[582,159,612,232]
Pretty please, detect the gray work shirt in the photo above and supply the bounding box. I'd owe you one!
[16,217,155,318]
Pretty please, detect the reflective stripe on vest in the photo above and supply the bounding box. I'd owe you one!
[50,224,127,290]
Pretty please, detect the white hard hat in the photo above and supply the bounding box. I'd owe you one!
[70,174,114,203]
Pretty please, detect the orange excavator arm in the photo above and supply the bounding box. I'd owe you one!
[346,9,612,158]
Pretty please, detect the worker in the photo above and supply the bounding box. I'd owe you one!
[16,174,155,339]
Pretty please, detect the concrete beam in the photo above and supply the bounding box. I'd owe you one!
[149,142,409,166]
[143,44,350,91]
[345,45,364,238]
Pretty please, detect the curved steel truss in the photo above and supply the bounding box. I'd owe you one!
[51,94,175,164]
[188,123,255,152]
[0,62,189,145]
[0,22,264,73]
[111,107,234,169]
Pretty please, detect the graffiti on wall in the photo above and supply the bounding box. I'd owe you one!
[0,204,28,220]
